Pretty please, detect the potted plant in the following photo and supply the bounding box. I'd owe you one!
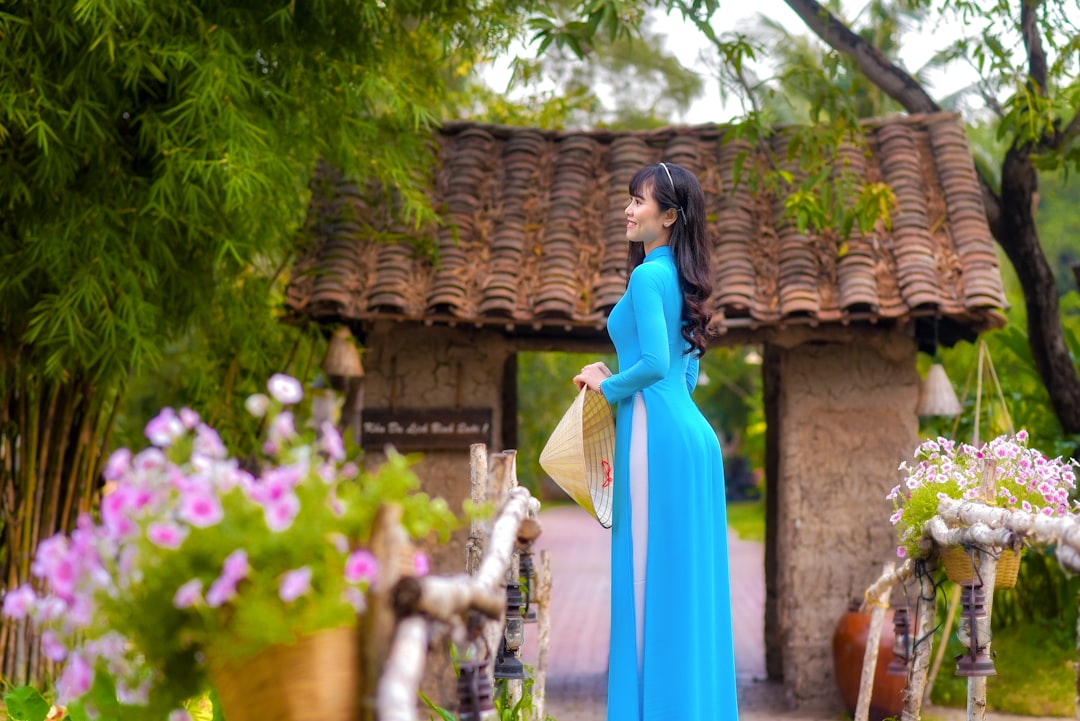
[2,374,458,721]
[888,430,1078,584]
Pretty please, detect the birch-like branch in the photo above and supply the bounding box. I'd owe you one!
[375,617,429,721]
[861,558,915,611]
[924,517,1016,552]
[392,574,504,621]
[936,499,1080,572]
[475,486,537,590]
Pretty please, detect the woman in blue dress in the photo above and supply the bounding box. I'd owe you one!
[574,162,739,720]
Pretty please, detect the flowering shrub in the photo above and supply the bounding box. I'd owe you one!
[2,374,458,721]
[888,430,1079,559]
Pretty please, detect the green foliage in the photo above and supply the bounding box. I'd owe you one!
[726,497,765,542]
[2,686,51,721]
[930,612,1076,716]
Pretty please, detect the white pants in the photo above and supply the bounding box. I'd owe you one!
[630,392,649,676]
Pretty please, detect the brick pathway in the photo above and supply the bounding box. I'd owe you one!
[523,505,1067,721]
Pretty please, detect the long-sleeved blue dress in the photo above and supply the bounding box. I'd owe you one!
[598,245,740,720]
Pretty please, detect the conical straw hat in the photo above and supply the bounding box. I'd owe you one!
[539,388,615,529]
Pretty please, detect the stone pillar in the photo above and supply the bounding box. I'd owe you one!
[774,333,919,710]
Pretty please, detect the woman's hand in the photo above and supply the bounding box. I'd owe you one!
[574,362,612,393]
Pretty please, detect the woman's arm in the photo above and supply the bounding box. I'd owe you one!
[599,265,670,404]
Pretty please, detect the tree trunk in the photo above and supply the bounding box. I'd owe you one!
[995,147,1080,432]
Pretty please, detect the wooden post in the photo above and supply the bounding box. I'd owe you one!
[502,451,524,709]
[533,550,552,721]
[359,503,412,721]
[855,562,893,721]
[467,444,488,576]
[967,459,1000,721]
[902,564,938,721]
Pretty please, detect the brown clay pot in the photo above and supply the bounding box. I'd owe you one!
[832,600,906,721]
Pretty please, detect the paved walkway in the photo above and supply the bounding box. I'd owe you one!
[522,505,1068,721]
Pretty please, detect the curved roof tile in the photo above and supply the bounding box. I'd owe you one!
[287,113,1007,340]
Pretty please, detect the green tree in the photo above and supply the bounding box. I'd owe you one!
[0,0,527,683]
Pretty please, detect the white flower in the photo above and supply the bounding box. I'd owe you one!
[245,393,270,418]
[267,374,303,405]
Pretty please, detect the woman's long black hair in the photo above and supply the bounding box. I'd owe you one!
[626,162,713,358]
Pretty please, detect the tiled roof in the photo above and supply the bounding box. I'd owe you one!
[286,112,1007,342]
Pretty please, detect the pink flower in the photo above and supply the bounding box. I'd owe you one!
[2,585,37,619]
[194,424,227,459]
[179,491,223,528]
[169,710,194,721]
[40,629,67,662]
[268,411,296,446]
[222,550,250,582]
[896,546,907,558]
[319,422,346,462]
[413,552,430,576]
[173,579,203,609]
[145,408,185,447]
[264,495,300,532]
[268,374,304,404]
[279,567,313,602]
[345,550,378,584]
[206,576,239,608]
[342,587,368,613]
[56,652,93,703]
[31,536,77,600]
[103,448,132,481]
[179,407,201,429]
[100,490,138,540]
[147,522,187,549]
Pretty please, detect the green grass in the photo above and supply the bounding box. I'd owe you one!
[726,497,765,543]
[930,619,1076,716]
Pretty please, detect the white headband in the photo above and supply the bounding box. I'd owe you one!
[658,162,684,217]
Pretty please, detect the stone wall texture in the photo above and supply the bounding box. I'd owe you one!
[775,334,919,709]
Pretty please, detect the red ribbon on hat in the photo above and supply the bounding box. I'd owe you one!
[601,459,613,488]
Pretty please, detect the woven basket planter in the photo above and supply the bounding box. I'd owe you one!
[940,545,1022,589]
[211,625,360,721]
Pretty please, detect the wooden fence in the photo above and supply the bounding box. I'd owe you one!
[375,444,549,721]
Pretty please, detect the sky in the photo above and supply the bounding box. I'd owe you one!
[481,0,979,126]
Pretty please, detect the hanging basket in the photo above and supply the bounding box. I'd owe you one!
[210,625,360,721]
[940,545,1022,590]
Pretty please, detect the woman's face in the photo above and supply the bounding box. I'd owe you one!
[624,183,675,249]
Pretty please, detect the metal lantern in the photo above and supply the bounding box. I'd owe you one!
[456,659,495,721]
[956,584,996,677]
[493,582,526,680]
[887,607,912,676]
